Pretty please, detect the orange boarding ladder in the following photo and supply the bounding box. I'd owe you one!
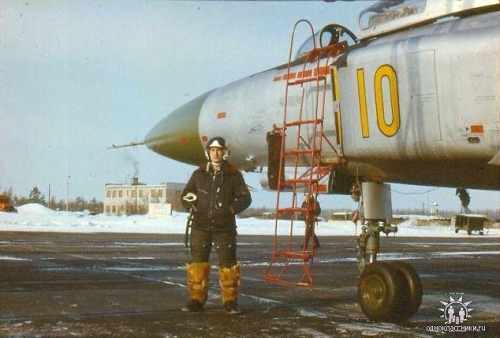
[264,20,343,288]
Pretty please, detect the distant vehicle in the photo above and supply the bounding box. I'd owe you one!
[452,214,490,235]
[0,194,17,213]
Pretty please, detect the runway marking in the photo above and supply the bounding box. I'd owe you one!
[431,251,500,256]
[0,255,30,261]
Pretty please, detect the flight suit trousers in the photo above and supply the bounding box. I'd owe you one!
[189,228,237,267]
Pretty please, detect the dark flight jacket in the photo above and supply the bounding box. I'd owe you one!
[181,161,252,232]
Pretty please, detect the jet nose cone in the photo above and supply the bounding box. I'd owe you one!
[145,91,212,165]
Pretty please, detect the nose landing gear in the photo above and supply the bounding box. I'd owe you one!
[356,182,423,322]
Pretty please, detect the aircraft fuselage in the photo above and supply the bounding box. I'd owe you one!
[145,7,500,191]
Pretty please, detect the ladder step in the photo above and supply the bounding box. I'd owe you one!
[277,207,307,214]
[280,250,313,261]
[288,75,326,86]
[263,274,281,283]
[281,178,318,186]
[282,149,319,157]
[284,119,322,127]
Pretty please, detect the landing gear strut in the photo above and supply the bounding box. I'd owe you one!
[357,219,398,271]
[356,182,423,322]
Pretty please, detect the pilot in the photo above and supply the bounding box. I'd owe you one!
[301,193,321,249]
[180,136,252,314]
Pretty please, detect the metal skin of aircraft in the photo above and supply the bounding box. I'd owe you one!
[145,0,500,193]
[139,0,499,323]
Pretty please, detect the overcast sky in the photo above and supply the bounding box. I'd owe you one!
[0,0,498,213]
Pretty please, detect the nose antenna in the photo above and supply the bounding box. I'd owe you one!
[108,140,145,149]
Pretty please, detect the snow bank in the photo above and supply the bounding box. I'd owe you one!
[1,204,498,237]
[17,203,56,215]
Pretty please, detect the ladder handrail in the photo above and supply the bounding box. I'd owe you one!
[265,20,345,288]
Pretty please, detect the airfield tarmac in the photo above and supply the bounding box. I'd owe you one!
[0,232,498,338]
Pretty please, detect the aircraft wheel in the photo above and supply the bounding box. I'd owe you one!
[358,262,408,322]
[392,261,423,320]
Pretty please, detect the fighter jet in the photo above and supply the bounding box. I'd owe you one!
[144,0,499,194]
[126,0,500,323]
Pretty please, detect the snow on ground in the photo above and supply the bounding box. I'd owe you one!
[0,204,498,238]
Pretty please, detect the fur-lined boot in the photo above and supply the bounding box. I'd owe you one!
[219,264,241,314]
[182,262,211,312]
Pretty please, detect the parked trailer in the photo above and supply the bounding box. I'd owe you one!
[452,214,491,235]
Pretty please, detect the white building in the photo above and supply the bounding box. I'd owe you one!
[104,178,185,216]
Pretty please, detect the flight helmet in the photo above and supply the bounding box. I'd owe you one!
[204,136,229,160]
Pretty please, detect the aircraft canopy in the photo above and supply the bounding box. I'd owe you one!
[358,0,499,40]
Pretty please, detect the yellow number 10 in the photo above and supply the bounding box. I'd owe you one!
[357,65,401,138]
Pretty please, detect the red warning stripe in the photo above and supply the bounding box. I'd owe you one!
[273,66,330,83]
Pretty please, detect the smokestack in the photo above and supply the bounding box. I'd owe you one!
[133,160,140,177]
[131,160,140,185]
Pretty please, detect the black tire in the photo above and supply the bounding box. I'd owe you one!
[358,262,409,322]
[392,261,423,320]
